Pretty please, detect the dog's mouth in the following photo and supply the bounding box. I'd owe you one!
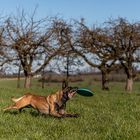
[62,87,78,102]
[68,87,78,99]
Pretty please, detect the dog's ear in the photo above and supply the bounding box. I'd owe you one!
[62,80,68,90]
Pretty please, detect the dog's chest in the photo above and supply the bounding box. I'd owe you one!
[54,101,65,111]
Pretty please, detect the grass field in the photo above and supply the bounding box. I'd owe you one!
[0,79,140,140]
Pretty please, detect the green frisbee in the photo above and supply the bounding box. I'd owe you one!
[77,88,94,97]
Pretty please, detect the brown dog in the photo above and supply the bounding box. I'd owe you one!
[3,82,79,118]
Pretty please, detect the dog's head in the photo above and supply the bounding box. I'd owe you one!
[61,86,78,102]
[61,80,78,103]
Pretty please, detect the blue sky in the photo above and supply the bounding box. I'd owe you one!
[0,0,139,25]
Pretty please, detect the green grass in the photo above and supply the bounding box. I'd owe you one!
[0,79,140,139]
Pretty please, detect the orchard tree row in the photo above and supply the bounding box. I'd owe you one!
[0,10,140,92]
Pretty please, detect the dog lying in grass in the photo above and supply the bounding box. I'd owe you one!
[3,82,79,118]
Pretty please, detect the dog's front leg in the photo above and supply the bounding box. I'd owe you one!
[63,113,80,118]
[59,109,80,118]
[59,104,80,118]
[49,104,63,118]
[50,111,62,118]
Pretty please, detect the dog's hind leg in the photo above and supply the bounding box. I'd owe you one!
[3,95,31,111]
[3,102,31,111]
[3,104,20,111]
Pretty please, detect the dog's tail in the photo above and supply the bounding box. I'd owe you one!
[11,96,25,103]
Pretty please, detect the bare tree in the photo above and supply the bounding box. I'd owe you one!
[4,11,62,88]
[73,20,118,90]
[107,18,140,92]
[51,18,83,85]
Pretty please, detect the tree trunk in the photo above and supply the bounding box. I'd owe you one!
[17,64,21,88]
[24,75,32,88]
[101,71,109,90]
[125,77,133,92]
[42,67,45,89]
[66,52,70,86]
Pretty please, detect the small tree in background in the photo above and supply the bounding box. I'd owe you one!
[51,18,83,85]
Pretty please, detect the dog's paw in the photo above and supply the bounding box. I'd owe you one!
[63,113,80,118]
[73,114,80,118]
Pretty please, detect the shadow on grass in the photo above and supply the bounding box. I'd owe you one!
[3,109,54,119]
[3,110,19,115]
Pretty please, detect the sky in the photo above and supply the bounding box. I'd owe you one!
[0,0,140,26]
